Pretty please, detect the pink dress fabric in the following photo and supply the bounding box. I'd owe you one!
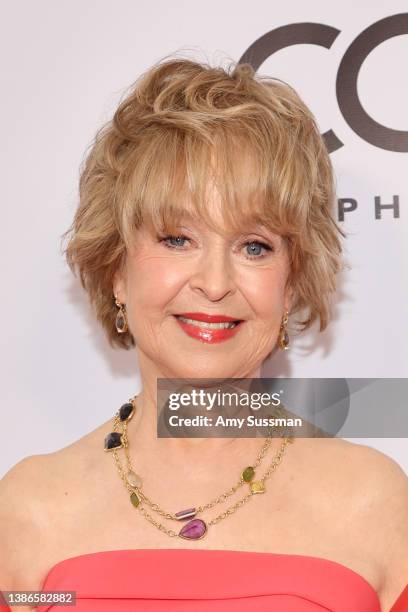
[28,548,390,612]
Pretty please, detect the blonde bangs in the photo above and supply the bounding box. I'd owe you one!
[118,118,316,251]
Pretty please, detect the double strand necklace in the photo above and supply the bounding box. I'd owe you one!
[104,395,293,540]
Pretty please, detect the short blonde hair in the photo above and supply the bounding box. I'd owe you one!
[62,56,346,350]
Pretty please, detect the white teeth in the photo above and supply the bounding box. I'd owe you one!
[177,316,238,329]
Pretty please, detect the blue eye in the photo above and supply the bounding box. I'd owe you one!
[158,235,273,260]
[243,241,273,260]
[160,235,190,248]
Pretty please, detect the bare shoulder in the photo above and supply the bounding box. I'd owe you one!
[300,436,408,530]
[292,436,407,491]
[327,437,408,517]
[0,454,55,593]
[295,437,408,608]
[343,440,408,608]
[0,422,111,593]
[0,453,54,527]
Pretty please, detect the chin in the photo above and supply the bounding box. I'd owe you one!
[168,363,242,381]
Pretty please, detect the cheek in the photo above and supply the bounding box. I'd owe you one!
[127,256,187,308]
[239,268,287,320]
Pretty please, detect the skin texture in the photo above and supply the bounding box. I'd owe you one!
[113,192,293,459]
[1,192,407,612]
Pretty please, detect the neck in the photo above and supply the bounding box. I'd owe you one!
[126,354,266,467]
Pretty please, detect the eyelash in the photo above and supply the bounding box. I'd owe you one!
[158,234,274,260]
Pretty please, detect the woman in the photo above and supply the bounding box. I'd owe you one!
[1,57,407,612]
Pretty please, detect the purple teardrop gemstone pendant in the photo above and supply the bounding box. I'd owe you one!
[178,518,207,540]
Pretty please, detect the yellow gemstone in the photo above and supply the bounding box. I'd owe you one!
[250,481,265,494]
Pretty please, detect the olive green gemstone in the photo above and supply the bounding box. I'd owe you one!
[130,492,140,507]
[242,466,255,482]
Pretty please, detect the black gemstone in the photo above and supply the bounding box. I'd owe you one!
[104,431,123,450]
[119,402,134,421]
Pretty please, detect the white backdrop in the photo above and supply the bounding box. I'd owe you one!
[1,0,407,476]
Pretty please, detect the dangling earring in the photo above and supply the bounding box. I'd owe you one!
[278,310,290,350]
[114,294,128,334]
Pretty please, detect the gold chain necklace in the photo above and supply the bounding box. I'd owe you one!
[104,395,293,540]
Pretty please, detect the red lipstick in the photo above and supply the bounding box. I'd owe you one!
[174,312,244,344]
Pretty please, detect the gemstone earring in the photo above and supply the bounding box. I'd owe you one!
[114,295,128,334]
[278,310,290,350]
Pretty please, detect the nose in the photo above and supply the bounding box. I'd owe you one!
[189,244,236,302]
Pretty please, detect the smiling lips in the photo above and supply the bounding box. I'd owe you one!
[174,312,245,343]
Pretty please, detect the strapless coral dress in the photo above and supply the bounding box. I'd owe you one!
[27,548,407,611]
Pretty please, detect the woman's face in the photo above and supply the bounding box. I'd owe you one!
[114,198,292,380]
